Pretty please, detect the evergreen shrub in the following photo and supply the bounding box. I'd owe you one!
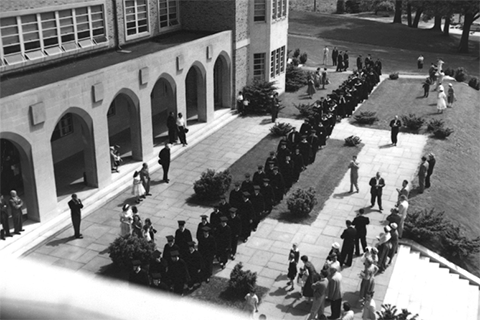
[294,102,315,117]
[270,122,293,137]
[377,304,419,320]
[468,77,479,90]
[401,114,425,131]
[293,48,301,58]
[108,235,156,270]
[454,67,467,82]
[442,223,480,258]
[286,64,308,92]
[193,169,232,200]
[404,208,450,242]
[433,126,454,139]
[389,72,399,80]
[228,262,257,298]
[426,119,445,132]
[299,52,308,64]
[336,0,345,13]
[354,111,379,124]
[344,135,362,146]
[287,187,317,216]
[242,81,278,114]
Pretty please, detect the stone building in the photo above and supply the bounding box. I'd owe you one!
[0,0,288,226]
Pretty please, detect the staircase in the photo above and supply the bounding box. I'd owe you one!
[384,244,480,320]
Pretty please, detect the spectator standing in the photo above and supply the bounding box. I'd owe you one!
[353,209,370,256]
[110,145,121,173]
[376,226,392,272]
[348,155,360,193]
[369,172,385,211]
[321,68,328,89]
[389,115,402,146]
[308,270,329,320]
[418,156,429,193]
[396,180,409,205]
[68,194,83,239]
[244,287,259,318]
[119,204,133,236]
[142,218,156,242]
[447,83,456,108]
[140,163,151,196]
[323,46,329,65]
[397,195,409,238]
[425,153,436,189]
[236,91,245,115]
[357,55,363,70]
[339,220,357,267]
[417,54,424,69]
[343,51,349,71]
[359,258,378,303]
[362,292,377,320]
[9,190,24,235]
[387,223,399,266]
[176,112,188,147]
[336,51,344,72]
[132,171,145,204]
[1,195,12,239]
[327,267,343,319]
[300,255,317,302]
[287,252,298,291]
[332,47,338,66]
[271,92,280,123]
[132,214,143,238]
[437,88,447,113]
[422,79,430,97]
[307,76,316,99]
[158,143,171,183]
[167,111,177,144]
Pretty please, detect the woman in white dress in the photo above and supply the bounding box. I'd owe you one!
[436,88,447,114]
[119,204,133,236]
[132,171,145,203]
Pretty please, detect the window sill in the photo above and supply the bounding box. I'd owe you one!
[125,32,151,42]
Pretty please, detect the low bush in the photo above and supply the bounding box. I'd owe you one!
[292,48,301,58]
[454,67,467,82]
[377,304,419,320]
[270,122,293,137]
[108,235,156,270]
[433,126,454,139]
[389,72,399,80]
[344,135,362,146]
[228,262,257,298]
[286,64,308,92]
[299,52,308,64]
[468,77,480,90]
[345,0,361,13]
[443,67,455,77]
[401,114,425,131]
[290,57,300,67]
[294,102,316,117]
[354,111,379,124]
[426,119,445,132]
[193,169,232,200]
[442,223,480,258]
[336,0,345,13]
[287,187,318,216]
[404,208,450,242]
[242,80,278,114]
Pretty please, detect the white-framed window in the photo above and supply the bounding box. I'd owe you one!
[272,0,287,20]
[0,4,107,66]
[270,45,285,77]
[124,0,149,39]
[253,53,265,81]
[52,113,74,141]
[158,0,179,30]
[254,0,266,22]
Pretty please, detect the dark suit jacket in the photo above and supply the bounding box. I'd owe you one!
[352,215,370,237]
[158,147,170,166]
[68,199,83,216]
[341,226,357,247]
[369,177,385,195]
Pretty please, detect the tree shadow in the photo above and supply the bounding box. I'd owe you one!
[333,191,355,199]
[379,143,394,149]
[185,194,218,208]
[117,197,143,208]
[150,179,165,186]
[415,96,426,99]
[98,262,129,281]
[408,187,423,199]
[45,236,75,247]
[343,291,363,310]
[259,118,273,125]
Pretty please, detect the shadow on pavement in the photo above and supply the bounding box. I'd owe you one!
[46,237,76,247]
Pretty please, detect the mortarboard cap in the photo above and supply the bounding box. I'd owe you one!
[166,235,175,242]
[229,207,238,213]
[132,260,141,266]
[202,226,211,232]
[254,185,261,190]
[201,215,208,219]
[188,241,196,247]
[178,220,186,226]
[152,250,161,259]
[243,191,250,197]
[170,250,179,257]
[220,216,228,222]
[151,273,162,280]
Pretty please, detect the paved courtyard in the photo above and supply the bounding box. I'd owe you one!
[21,109,427,319]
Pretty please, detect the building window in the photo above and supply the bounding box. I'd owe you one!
[272,0,287,20]
[270,46,285,77]
[0,5,106,66]
[124,0,149,39]
[52,114,74,141]
[159,0,179,29]
[254,0,266,22]
[253,53,265,81]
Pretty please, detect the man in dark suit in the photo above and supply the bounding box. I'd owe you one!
[158,143,171,183]
[332,47,338,66]
[228,208,242,260]
[167,111,177,144]
[339,220,357,267]
[68,194,83,239]
[215,217,231,269]
[352,209,370,256]
[175,220,193,258]
[198,227,216,283]
[369,172,385,211]
[425,153,436,189]
[129,260,150,287]
[389,115,402,146]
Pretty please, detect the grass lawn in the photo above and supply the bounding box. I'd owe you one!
[187,276,269,314]
[288,11,480,78]
[226,137,364,225]
[351,77,480,276]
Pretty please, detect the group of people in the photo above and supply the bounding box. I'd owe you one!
[325,46,382,76]
[421,60,457,113]
[167,111,189,147]
[0,190,25,240]
[132,163,152,204]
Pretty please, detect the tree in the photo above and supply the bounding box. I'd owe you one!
[458,2,480,53]
[393,0,402,23]
[411,1,425,28]
[406,1,412,26]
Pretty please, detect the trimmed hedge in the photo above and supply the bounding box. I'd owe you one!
[108,235,156,270]
[287,187,317,216]
[193,169,232,200]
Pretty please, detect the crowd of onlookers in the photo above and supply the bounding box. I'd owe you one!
[0,190,25,240]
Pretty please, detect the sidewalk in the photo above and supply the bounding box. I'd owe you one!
[21,114,427,319]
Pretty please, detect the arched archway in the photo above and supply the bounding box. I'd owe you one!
[214,52,232,110]
[50,107,97,199]
[185,62,207,123]
[107,89,143,166]
[150,73,177,146]
[0,133,39,222]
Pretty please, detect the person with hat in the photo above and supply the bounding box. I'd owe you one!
[270,166,286,204]
[184,241,204,290]
[447,83,456,108]
[163,235,180,266]
[287,127,301,152]
[196,215,211,241]
[149,250,168,283]
[389,115,402,146]
[218,195,231,216]
[228,208,242,260]
[280,155,295,190]
[425,153,436,189]
[369,172,385,211]
[158,142,171,183]
[250,185,264,230]
[167,250,190,295]
[150,272,170,292]
[277,141,291,164]
[339,220,357,268]
[68,193,84,239]
[239,191,254,242]
[264,151,279,170]
[216,216,232,269]
[352,209,369,256]
[209,206,222,235]
[300,119,312,137]
[129,260,150,286]
[132,171,145,204]
[298,135,312,166]
[229,181,243,210]
[175,221,193,258]
[261,178,275,214]
[198,226,216,283]
[387,222,399,266]
[265,161,276,179]
[241,173,255,196]
[359,257,379,304]
[292,148,305,182]
[307,131,319,164]
[119,204,133,236]
[376,226,392,272]
[253,165,267,187]
[436,86,447,113]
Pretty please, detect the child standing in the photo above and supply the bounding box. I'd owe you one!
[422,79,430,98]
[287,252,298,290]
[244,287,259,319]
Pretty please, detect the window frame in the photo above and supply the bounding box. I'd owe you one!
[158,0,180,32]
[253,0,266,23]
[271,0,287,21]
[123,0,150,41]
[270,45,285,78]
[52,113,74,141]
[253,52,266,81]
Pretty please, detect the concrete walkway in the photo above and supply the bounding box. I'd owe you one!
[21,113,427,319]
